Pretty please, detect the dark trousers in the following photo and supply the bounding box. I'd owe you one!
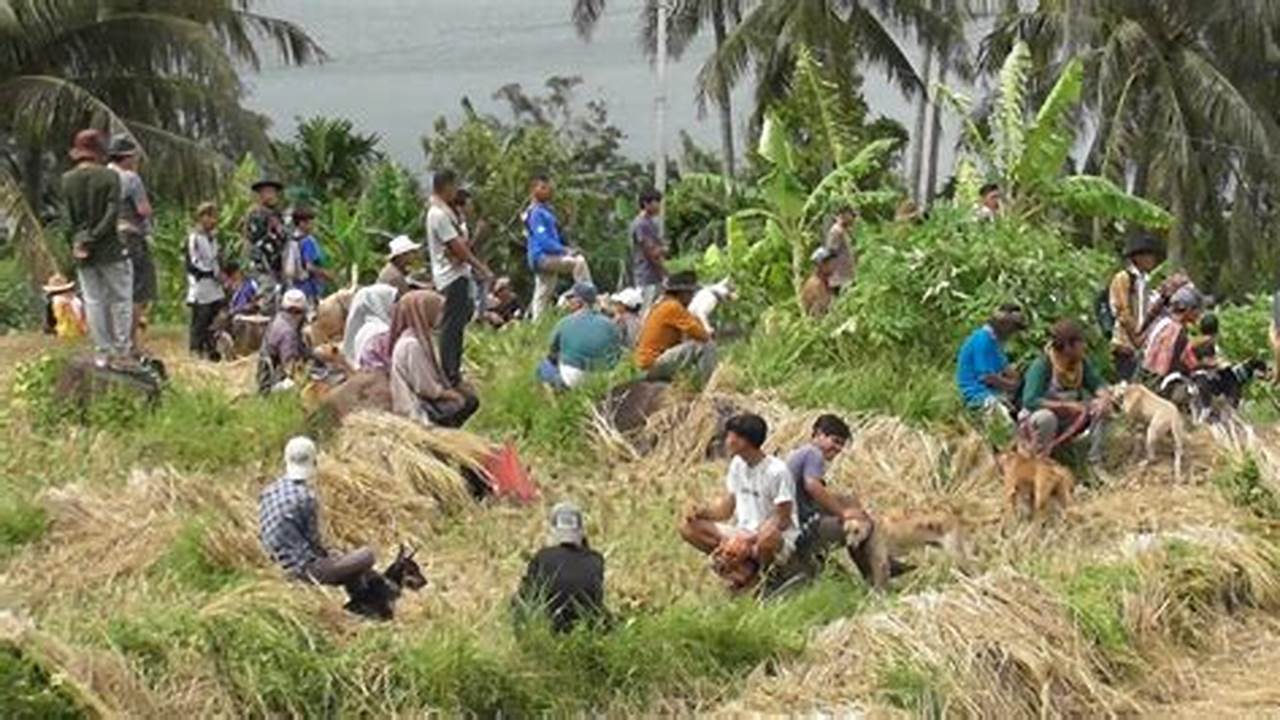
[433,392,480,429]
[439,278,473,386]
[190,300,224,357]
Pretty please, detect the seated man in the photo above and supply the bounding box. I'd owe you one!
[515,502,606,633]
[609,288,644,349]
[379,235,422,299]
[537,282,621,390]
[679,413,797,591]
[257,289,312,394]
[258,436,376,587]
[1020,319,1111,464]
[786,414,887,590]
[956,304,1027,414]
[635,271,717,384]
[225,260,260,317]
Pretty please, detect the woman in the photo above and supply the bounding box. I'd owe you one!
[341,284,398,370]
[389,290,479,428]
[1143,285,1205,382]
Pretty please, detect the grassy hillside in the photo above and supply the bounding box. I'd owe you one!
[4,317,1280,716]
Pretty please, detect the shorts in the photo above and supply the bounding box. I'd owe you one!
[714,523,798,565]
[125,233,157,303]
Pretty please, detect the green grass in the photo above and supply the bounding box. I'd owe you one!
[876,656,947,718]
[150,517,248,593]
[1213,455,1280,522]
[1053,563,1139,668]
[0,490,47,557]
[0,647,85,720]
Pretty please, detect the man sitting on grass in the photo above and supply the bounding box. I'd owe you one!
[259,437,376,588]
[515,501,606,633]
[634,271,716,385]
[679,413,797,592]
[536,282,621,390]
[956,303,1027,416]
[786,414,888,590]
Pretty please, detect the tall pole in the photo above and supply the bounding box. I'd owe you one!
[655,0,670,195]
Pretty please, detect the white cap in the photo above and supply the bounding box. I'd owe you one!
[811,246,834,264]
[611,287,643,311]
[280,288,307,311]
[388,235,422,258]
[284,436,317,480]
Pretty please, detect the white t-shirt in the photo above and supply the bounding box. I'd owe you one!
[426,199,468,290]
[725,454,798,536]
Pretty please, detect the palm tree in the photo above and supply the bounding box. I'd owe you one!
[0,0,323,277]
[697,0,969,139]
[572,0,746,177]
[273,117,384,203]
[982,0,1280,280]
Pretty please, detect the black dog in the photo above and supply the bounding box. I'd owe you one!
[1190,359,1268,422]
[343,544,426,620]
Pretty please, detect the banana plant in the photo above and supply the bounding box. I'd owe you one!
[943,41,1173,230]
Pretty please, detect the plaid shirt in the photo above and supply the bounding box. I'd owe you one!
[258,477,326,576]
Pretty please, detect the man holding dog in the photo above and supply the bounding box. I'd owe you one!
[679,414,797,591]
[259,436,376,586]
[1020,319,1111,464]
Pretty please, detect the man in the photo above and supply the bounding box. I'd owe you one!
[956,304,1028,413]
[800,247,836,318]
[609,287,644,348]
[244,177,288,308]
[107,136,155,350]
[1142,285,1207,384]
[225,260,260,317]
[786,414,888,589]
[679,413,798,590]
[61,129,131,368]
[482,277,522,329]
[975,182,1001,221]
[259,436,376,587]
[524,173,592,321]
[515,501,606,633]
[824,206,858,292]
[187,202,225,359]
[284,207,329,304]
[634,271,716,384]
[1020,319,1111,463]
[631,188,667,306]
[258,289,311,394]
[1109,232,1165,381]
[538,282,621,389]
[428,169,492,386]
[379,235,422,298]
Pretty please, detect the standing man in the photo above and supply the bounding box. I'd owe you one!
[524,173,591,321]
[975,183,1001,222]
[427,169,492,386]
[186,202,225,359]
[283,207,329,305]
[631,188,667,307]
[800,247,837,318]
[107,136,155,351]
[824,206,857,293]
[244,177,288,310]
[61,129,131,368]
[1108,233,1164,381]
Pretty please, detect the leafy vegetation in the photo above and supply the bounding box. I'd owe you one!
[0,648,83,720]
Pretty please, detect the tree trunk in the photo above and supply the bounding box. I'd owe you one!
[925,62,948,202]
[21,146,43,214]
[711,1,736,177]
[910,46,934,202]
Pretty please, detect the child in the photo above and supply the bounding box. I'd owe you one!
[225,260,260,316]
[284,207,329,303]
[43,274,86,339]
[1193,312,1219,366]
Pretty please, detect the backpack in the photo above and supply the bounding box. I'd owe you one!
[1095,281,1117,338]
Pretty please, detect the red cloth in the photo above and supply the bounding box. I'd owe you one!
[482,443,539,504]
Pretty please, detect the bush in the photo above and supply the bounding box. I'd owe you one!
[0,258,40,332]
[1216,293,1272,361]
[0,648,83,719]
[0,492,47,557]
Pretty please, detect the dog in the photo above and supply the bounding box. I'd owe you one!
[343,544,426,620]
[995,448,1074,519]
[1114,382,1186,481]
[1190,360,1268,422]
[688,278,736,335]
[842,510,969,588]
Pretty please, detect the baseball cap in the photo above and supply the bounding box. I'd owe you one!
[548,501,585,547]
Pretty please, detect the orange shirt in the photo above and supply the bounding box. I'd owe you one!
[634,297,710,369]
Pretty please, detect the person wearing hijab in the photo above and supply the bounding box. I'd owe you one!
[341,284,398,370]
[388,290,479,428]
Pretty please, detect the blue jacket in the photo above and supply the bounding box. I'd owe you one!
[956,325,1009,408]
[525,202,567,270]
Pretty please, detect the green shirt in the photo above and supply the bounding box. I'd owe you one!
[551,311,622,371]
[61,164,124,265]
[1021,355,1105,411]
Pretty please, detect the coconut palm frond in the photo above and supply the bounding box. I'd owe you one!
[0,164,57,282]
[571,0,610,40]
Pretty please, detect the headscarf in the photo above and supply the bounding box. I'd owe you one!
[341,284,398,364]
[390,289,449,395]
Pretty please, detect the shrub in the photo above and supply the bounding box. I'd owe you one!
[0,648,83,719]
[0,492,47,557]
[1215,293,1272,361]
[1213,455,1280,522]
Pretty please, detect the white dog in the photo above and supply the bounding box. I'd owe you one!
[688,278,736,335]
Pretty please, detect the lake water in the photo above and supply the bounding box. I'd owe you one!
[246,0,927,172]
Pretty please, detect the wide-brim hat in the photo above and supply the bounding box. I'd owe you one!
[1123,232,1164,259]
[663,270,700,294]
[388,235,422,258]
[43,273,76,294]
[108,134,139,159]
[251,178,284,193]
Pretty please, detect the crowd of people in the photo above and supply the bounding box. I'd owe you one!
[53,127,1262,629]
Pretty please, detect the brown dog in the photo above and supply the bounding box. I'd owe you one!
[1114,382,1185,481]
[996,449,1074,519]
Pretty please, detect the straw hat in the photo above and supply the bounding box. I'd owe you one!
[42,274,76,294]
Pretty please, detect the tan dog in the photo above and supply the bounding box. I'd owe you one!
[1115,381,1185,481]
[845,510,970,586]
[996,449,1074,518]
